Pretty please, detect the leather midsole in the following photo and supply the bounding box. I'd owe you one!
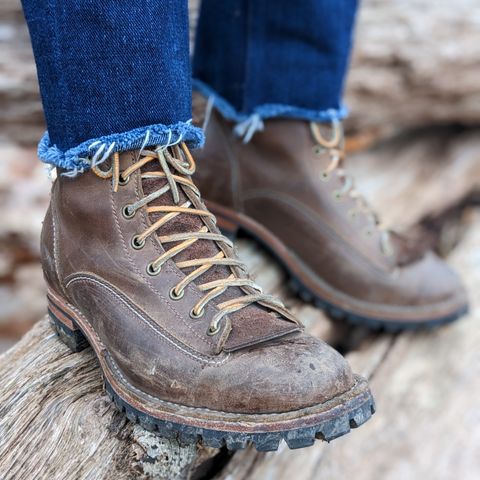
[47,286,372,433]
[207,200,465,322]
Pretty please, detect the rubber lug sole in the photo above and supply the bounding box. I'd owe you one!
[48,307,375,452]
[288,276,468,332]
[102,378,375,451]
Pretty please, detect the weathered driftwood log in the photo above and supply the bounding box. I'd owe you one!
[0,319,217,480]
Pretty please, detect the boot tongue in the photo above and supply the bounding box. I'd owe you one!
[140,153,230,286]
[138,149,299,350]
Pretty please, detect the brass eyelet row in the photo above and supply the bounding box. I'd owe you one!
[131,235,145,250]
[207,324,220,336]
[122,204,135,219]
[118,174,130,186]
[169,288,205,319]
[126,231,210,324]
[115,151,223,337]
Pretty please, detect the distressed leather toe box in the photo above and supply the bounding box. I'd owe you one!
[195,332,355,414]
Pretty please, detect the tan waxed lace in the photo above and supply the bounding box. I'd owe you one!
[92,143,288,336]
[310,121,394,257]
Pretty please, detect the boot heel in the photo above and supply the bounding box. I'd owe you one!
[47,292,89,352]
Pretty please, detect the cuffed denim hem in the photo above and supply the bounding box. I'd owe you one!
[38,121,204,173]
[193,79,348,142]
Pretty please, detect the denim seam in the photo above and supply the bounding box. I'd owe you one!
[50,0,72,151]
[38,121,204,172]
[242,0,254,114]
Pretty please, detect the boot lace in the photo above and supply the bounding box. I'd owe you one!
[92,143,289,336]
[310,121,394,257]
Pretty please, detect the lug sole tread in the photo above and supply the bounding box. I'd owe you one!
[49,311,375,451]
[288,276,468,332]
[103,380,375,451]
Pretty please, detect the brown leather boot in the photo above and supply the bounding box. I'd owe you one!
[42,143,374,451]
[193,108,469,331]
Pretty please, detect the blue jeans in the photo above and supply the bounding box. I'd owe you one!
[193,0,358,125]
[21,0,358,173]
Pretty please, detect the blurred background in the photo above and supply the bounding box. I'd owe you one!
[0,1,479,478]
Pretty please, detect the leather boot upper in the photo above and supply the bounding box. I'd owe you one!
[41,144,355,413]
[193,109,468,321]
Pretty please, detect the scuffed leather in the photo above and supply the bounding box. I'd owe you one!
[41,152,356,413]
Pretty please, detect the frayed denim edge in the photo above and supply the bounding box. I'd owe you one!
[38,121,205,172]
[193,79,349,123]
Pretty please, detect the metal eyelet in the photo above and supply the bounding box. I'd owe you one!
[131,235,145,250]
[207,324,220,336]
[169,287,185,300]
[122,205,135,219]
[190,308,205,319]
[312,145,323,155]
[347,209,357,220]
[146,262,161,276]
[118,174,130,186]
[333,190,343,201]
[320,171,330,182]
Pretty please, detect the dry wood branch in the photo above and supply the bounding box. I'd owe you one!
[0,322,217,480]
